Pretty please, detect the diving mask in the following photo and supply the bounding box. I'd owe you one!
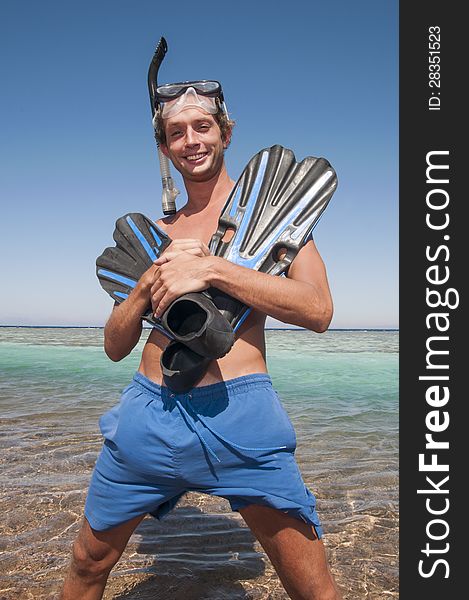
[159,86,218,120]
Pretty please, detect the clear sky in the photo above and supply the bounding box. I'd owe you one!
[0,0,398,329]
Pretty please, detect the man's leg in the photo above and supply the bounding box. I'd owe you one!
[60,514,145,600]
[239,504,342,600]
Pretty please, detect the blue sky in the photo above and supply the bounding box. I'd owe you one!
[0,0,398,328]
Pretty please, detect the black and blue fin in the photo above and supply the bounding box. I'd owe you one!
[96,213,171,324]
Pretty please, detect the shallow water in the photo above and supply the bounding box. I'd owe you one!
[0,328,398,599]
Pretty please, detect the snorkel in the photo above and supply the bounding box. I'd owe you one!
[148,37,180,215]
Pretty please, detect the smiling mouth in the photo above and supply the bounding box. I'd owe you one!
[184,152,208,162]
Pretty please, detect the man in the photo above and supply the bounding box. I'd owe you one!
[60,83,342,600]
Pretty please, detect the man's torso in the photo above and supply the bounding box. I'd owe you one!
[138,210,268,386]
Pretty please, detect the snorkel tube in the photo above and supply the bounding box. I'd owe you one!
[148,37,179,215]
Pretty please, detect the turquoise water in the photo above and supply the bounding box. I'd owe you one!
[0,328,398,599]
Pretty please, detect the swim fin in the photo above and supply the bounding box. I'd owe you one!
[160,144,337,391]
[96,212,172,328]
[96,213,234,355]
[207,144,337,328]
[160,341,212,394]
[160,293,234,356]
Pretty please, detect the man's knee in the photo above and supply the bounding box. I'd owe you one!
[310,588,341,600]
[70,535,120,581]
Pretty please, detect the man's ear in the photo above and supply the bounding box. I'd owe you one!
[160,143,169,157]
[222,127,233,149]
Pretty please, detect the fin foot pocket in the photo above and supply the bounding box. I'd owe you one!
[160,341,210,393]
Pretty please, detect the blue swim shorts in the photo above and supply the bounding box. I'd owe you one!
[85,372,323,537]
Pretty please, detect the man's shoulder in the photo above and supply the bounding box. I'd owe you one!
[156,211,182,233]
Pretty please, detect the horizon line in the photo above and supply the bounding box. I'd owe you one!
[0,324,399,331]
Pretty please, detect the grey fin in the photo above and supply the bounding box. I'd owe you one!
[161,145,337,389]
[208,144,337,330]
[96,213,172,327]
[210,145,337,275]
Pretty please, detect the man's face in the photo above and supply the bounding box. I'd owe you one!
[161,108,227,183]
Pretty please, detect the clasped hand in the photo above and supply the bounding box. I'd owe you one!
[148,239,213,318]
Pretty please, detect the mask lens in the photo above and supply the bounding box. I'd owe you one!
[157,80,221,101]
[161,87,218,119]
[192,81,220,96]
[157,83,187,98]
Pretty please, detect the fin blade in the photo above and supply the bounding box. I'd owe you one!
[96,213,171,311]
[210,145,337,274]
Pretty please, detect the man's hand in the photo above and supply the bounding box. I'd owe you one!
[154,238,211,264]
[150,240,213,317]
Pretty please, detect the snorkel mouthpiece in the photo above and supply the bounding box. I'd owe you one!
[148,37,179,215]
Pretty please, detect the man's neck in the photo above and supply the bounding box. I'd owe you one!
[182,165,235,216]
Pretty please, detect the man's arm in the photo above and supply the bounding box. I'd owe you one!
[208,239,333,332]
[103,265,158,361]
[151,239,333,333]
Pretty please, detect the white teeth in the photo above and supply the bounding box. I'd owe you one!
[186,153,207,161]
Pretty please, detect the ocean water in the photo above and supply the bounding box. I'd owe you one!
[0,328,398,599]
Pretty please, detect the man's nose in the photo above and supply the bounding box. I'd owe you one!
[185,127,199,145]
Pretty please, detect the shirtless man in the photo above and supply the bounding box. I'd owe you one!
[60,82,341,600]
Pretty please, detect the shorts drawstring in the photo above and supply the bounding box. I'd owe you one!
[174,398,221,463]
[173,393,287,463]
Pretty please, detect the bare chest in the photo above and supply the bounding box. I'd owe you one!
[158,216,220,246]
